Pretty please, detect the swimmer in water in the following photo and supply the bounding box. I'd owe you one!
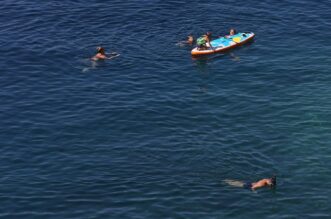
[177,34,195,46]
[187,34,194,44]
[91,47,119,61]
[224,175,276,191]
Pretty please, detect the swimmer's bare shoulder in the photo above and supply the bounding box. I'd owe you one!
[91,47,119,61]
[251,176,276,190]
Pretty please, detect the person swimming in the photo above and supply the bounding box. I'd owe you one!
[224,175,276,191]
[91,47,119,61]
[186,34,194,44]
[177,34,195,46]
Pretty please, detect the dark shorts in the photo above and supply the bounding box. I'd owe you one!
[243,182,252,189]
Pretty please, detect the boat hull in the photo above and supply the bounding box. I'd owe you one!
[191,32,255,56]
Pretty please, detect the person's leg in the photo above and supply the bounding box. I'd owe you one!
[223,179,245,187]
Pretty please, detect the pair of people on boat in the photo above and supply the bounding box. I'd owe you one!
[196,28,237,50]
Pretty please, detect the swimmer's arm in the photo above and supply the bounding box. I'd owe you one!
[107,53,120,59]
[106,52,118,56]
[251,184,258,190]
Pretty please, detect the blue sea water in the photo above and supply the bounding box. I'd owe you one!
[1,0,331,218]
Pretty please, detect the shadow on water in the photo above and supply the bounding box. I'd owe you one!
[192,51,241,65]
[193,57,209,74]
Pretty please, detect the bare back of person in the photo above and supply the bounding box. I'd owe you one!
[224,176,276,191]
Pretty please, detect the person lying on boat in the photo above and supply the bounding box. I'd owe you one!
[225,28,237,38]
[224,175,276,191]
[196,32,213,50]
[91,47,119,61]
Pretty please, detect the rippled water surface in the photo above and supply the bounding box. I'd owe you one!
[1,0,331,218]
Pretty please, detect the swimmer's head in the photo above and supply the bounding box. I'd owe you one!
[206,32,212,37]
[270,175,276,187]
[96,47,105,54]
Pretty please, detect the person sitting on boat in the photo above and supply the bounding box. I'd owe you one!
[224,175,276,191]
[225,28,237,38]
[196,35,208,50]
[91,47,119,61]
[196,32,213,50]
[205,32,213,47]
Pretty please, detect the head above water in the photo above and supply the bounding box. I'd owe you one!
[96,47,105,54]
[270,175,276,187]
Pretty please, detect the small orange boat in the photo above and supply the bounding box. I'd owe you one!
[191,32,255,56]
